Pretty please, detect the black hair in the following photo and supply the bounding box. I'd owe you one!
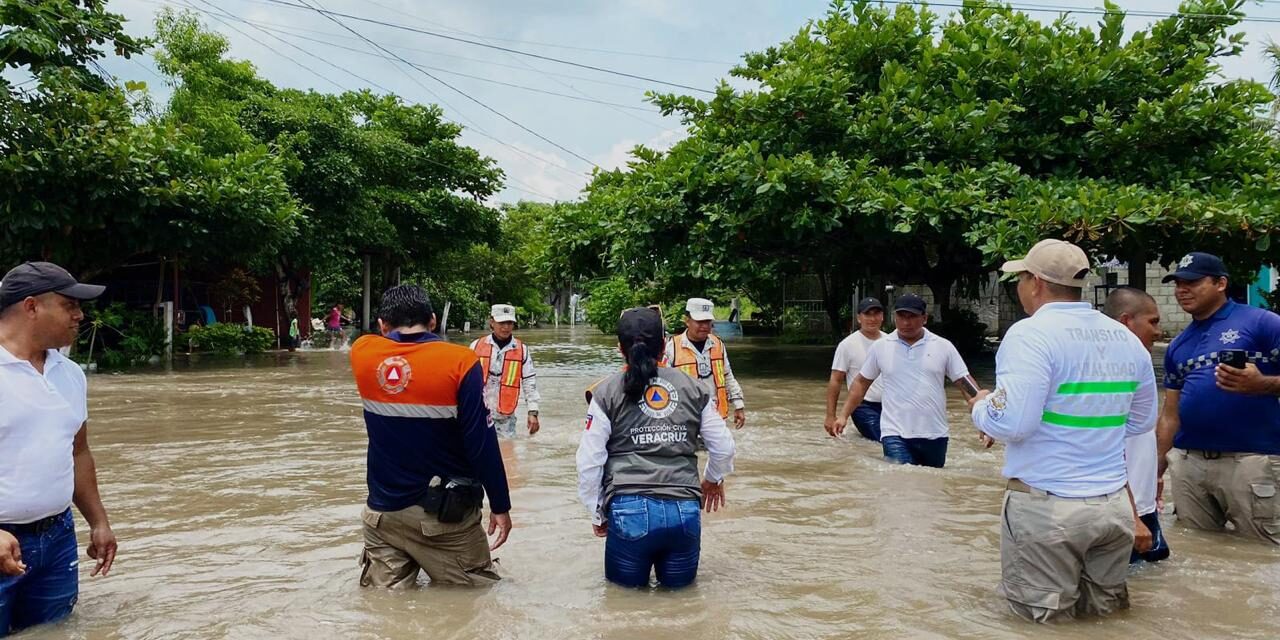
[1103,286,1156,320]
[621,335,662,401]
[376,285,434,330]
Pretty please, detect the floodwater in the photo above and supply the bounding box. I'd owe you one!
[27,327,1280,640]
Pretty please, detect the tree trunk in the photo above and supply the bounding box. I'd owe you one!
[926,272,956,324]
[817,269,847,343]
[1127,248,1148,291]
[274,257,301,331]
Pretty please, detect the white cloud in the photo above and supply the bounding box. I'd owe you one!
[597,128,684,172]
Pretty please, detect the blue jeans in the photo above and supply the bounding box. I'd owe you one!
[1130,512,1171,564]
[881,435,949,468]
[0,510,79,637]
[605,495,701,588]
[851,402,882,442]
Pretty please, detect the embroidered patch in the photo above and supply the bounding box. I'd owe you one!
[1219,329,1241,345]
[639,377,679,419]
[986,387,1008,420]
[376,356,413,394]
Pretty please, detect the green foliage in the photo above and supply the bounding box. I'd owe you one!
[567,0,1280,338]
[153,9,503,324]
[75,302,167,369]
[584,277,644,334]
[185,323,275,355]
[0,4,298,278]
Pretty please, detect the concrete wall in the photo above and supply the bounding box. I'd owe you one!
[895,262,1194,339]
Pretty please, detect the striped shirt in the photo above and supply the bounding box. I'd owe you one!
[971,302,1157,497]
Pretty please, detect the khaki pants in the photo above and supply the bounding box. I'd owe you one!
[359,505,500,588]
[1168,450,1280,545]
[999,486,1134,623]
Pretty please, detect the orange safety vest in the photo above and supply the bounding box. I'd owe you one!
[474,337,525,415]
[671,333,730,418]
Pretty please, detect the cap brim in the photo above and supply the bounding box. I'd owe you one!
[55,283,105,301]
[687,312,714,321]
[1000,259,1028,274]
[858,305,884,313]
[893,307,925,315]
[492,315,517,323]
[1161,270,1219,284]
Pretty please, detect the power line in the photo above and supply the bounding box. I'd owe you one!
[258,0,718,94]
[356,0,737,65]
[181,0,346,91]
[125,0,568,200]
[353,0,673,133]
[291,0,602,169]
[215,22,661,112]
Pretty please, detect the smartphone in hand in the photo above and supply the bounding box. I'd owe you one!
[958,377,980,398]
[1220,349,1248,369]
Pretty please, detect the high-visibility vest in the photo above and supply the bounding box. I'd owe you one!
[473,338,525,415]
[671,333,730,419]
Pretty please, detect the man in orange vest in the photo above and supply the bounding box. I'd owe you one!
[471,304,541,438]
[349,285,511,587]
[664,298,747,429]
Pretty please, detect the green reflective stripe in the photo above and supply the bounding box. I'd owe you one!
[1055,381,1139,395]
[1041,411,1127,428]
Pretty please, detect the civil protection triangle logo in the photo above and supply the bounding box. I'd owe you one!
[377,356,413,394]
[639,377,679,419]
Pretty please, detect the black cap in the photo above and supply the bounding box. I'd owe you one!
[1162,252,1228,283]
[0,262,105,309]
[617,306,664,349]
[856,297,884,314]
[893,293,927,315]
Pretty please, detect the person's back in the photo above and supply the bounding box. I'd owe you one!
[998,305,1156,496]
[348,285,511,589]
[577,307,734,589]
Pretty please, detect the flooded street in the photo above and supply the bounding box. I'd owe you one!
[31,327,1280,640]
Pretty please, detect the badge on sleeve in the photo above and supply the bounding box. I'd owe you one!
[987,387,1008,420]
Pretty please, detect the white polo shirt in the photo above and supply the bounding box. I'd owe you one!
[859,329,969,440]
[0,345,88,523]
[832,330,884,403]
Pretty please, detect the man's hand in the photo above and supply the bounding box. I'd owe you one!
[979,432,995,449]
[733,408,746,430]
[527,414,540,436]
[592,523,608,538]
[828,416,848,438]
[968,389,991,410]
[823,416,835,435]
[1156,478,1166,513]
[87,525,117,577]
[487,512,512,551]
[1133,517,1153,554]
[701,480,726,513]
[1216,363,1274,395]
[1,530,25,576]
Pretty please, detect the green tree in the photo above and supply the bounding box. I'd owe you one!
[574,0,1280,337]
[0,2,298,277]
[153,10,502,326]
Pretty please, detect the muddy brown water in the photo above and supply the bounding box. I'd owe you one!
[25,327,1280,639]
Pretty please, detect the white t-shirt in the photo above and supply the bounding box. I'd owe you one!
[859,329,969,439]
[0,346,88,523]
[831,331,884,403]
[1126,430,1158,516]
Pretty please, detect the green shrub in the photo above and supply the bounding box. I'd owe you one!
[584,277,641,334]
[75,302,168,368]
[186,323,277,355]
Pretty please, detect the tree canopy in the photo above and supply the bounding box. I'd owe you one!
[573,0,1280,333]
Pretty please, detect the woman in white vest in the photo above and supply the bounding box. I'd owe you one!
[576,307,735,588]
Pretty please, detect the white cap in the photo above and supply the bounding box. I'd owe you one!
[490,304,517,323]
[685,298,715,321]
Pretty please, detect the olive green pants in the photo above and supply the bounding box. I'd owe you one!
[1168,450,1280,545]
[999,486,1134,623]
[359,505,500,588]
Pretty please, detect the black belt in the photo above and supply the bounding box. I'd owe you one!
[1187,449,1254,460]
[0,509,67,535]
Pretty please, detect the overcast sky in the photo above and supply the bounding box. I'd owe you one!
[76,1,1280,203]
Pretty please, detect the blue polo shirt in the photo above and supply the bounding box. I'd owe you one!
[1164,300,1280,454]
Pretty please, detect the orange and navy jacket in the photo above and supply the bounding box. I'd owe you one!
[349,331,510,514]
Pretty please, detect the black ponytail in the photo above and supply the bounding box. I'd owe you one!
[622,338,660,401]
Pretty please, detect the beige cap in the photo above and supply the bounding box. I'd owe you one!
[1000,239,1091,287]
[490,304,517,323]
[685,298,715,321]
